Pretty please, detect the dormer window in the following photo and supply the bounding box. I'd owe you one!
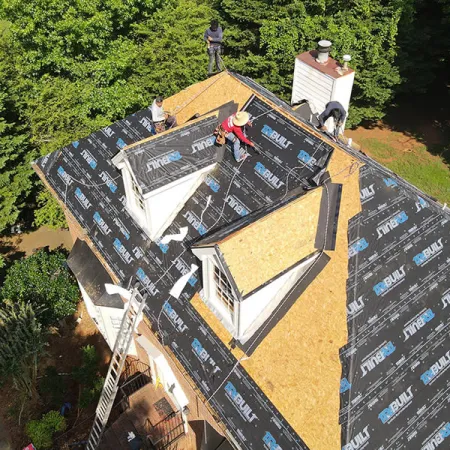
[111,114,220,240]
[213,265,235,319]
[132,180,145,210]
[191,187,338,353]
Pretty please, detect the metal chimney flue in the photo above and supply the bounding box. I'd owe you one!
[316,40,332,64]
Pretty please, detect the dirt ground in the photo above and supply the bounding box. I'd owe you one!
[0,302,111,450]
[0,226,73,257]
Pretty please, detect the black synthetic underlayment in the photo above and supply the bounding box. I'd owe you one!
[238,252,330,356]
[125,115,221,195]
[35,72,450,450]
[315,182,342,251]
[67,239,124,309]
[340,164,450,450]
[35,93,335,450]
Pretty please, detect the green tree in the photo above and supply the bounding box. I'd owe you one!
[0,301,47,397]
[33,189,67,230]
[0,28,36,232]
[219,0,404,126]
[26,410,66,449]
[133,0,214,98]
[1,249,80,325]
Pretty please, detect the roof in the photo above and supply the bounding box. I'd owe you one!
[296,50,355,79]
[67,239,124,309]
[195,188,324,296]
[33,71,450,450]
[115,113,222,195]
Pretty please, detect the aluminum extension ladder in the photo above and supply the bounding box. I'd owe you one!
[86,285,147,450]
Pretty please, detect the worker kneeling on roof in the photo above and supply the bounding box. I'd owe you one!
[215,112,255,163]
[318,100,346,137]
[151,96,178,133]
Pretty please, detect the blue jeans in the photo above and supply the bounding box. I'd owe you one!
[207,46,221,74]
[226,132,245,161]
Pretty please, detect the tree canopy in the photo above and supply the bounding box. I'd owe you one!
[0,0,448,229]
[1,249,80,325]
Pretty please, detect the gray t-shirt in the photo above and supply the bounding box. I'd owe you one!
[204,27,223,48]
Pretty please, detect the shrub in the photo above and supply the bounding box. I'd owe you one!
[26,410,66,449]
[79,376,104,409]
[73,345,105,408]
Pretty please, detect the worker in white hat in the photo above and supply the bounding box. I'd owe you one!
[216,111,255,162]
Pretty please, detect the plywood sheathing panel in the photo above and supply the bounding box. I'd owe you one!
[191,148,362,450]
[163,73,254,126]
[218,188,323,295]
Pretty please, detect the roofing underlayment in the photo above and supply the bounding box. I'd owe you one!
[67,239,124,309]
[33,72,450,450]
[116,114,221,195]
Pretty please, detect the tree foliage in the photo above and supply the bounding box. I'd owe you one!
[33,190,67,230]
[26,410,66,449]
[0,28,36,232]
[0,0,448,227]
[73,345,104,408]
[1,249,80,325]
[0,301,47,397]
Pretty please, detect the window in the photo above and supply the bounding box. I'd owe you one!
[132,180,145,210]
[213,265,235,316]
[110,316,123,330]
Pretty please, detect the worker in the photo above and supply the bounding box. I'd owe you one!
[204,19,223,75]
[151,96,177,133]
[317,101,346,137]
[216,111,255,162]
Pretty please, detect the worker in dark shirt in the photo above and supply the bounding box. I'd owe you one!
[204,20,223,75]
[318,101,347,136]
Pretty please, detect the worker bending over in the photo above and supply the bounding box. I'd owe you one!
[318,101,346,137]
[151,96,177,133]
[204,20,223,75]
[216,112,255,163]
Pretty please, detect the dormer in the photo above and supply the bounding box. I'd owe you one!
[192,186,339,352]
[112,114,221,240]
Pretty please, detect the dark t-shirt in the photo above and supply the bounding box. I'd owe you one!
[203,27,223,47]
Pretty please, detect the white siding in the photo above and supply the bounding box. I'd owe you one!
[291,56,355,133]
[144,166,214,240]
[292,59,334,114]
[78,283,137,355]
[136,336,189,410]
[237,254,318,343]
[121,164,215,241]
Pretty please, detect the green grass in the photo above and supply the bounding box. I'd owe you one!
[357,138,450,204]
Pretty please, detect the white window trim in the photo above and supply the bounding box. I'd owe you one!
[204,258,238,333]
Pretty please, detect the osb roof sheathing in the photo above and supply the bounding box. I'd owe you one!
[162,72,254,126]
[191,148,363,450]
[218,188,323,295]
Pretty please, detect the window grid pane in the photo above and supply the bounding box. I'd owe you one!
[213,266,235,314]
[132,181,145,210]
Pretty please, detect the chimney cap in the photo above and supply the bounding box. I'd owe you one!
[318,40,332,49]
[343,54,352,62]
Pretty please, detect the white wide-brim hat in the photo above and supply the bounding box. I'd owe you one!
[233,111,250,127]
